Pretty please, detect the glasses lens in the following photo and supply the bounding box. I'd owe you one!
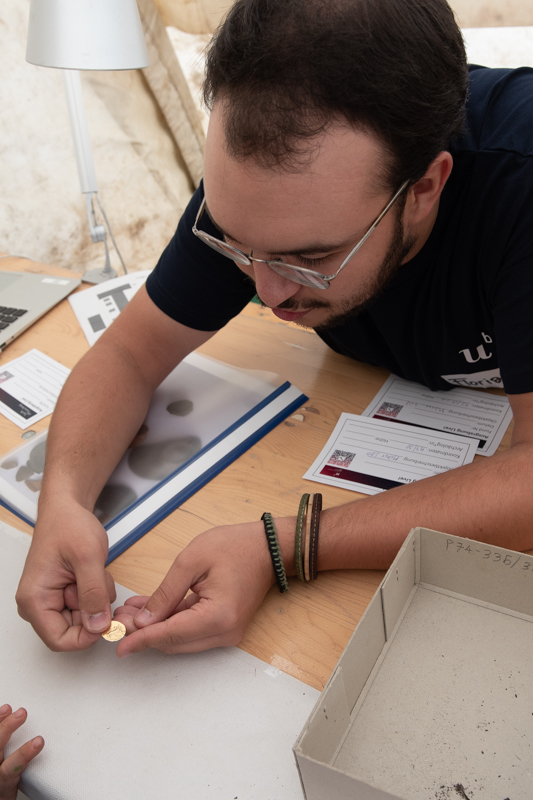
[269,261,329,289]
[196,232,251,266]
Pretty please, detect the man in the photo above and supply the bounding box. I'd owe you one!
[16,0,533,656]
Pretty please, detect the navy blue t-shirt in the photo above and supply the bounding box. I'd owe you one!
[147,66,533,395]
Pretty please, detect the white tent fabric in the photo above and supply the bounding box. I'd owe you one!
[1,0,195,276]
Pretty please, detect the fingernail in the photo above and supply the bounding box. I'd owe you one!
[135,608,152,625]
[117,652,131,659]
[0,704,9,715]
[86,612,109,632]
[14,708,26,719]
[32,736,44,749]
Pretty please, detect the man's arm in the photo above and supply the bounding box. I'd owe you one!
[16,286,217,651]
[114,390,533,656]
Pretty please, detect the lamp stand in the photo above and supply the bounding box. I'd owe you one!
[62,70,118,284]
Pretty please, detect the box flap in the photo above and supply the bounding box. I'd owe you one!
[419,528,533,616]
[336,585,387,713]
[295,666,350,763]
[380,529,417,639]
[295,753,403,800]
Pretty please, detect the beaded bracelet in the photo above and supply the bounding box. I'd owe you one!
[261,512,289,593]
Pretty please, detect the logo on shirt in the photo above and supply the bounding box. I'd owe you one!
[441,368,503,389]
[458,331,493,364]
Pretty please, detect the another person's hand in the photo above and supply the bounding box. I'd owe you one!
[16,499,116,651]
[114,520,286,656]
[0,705,44,800]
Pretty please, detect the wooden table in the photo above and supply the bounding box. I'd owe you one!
[0,255,515,691]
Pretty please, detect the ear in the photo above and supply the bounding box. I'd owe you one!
[404,151,453,226]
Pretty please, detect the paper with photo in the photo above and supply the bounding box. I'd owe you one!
[362,375,512,457]
[69,270,150,346]
[303,413,478,495]
[0,349,70,429]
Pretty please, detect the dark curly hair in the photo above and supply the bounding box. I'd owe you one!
[204,0,468,190]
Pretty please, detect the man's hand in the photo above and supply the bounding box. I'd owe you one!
[16,500,116,651]
[0,705,44,800]
[113,521,283,656]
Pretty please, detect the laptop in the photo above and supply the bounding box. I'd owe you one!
[0,270,81,351]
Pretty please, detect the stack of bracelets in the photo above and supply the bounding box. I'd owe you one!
[261,493,322,593]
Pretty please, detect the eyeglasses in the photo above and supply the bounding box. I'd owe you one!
[192,180,409,290]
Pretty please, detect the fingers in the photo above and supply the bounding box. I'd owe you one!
[29,608,102,652]
[131,559,201,629]
[116,596,239,657]
[74,560,113,634]
[63,583,78,611]
[113,594,199,636]
[0,705,24,754]
[0,706,44,795]
[123,596,149,609]
[63,570,116,612]
[16,504,115,650]
[0,722,44,797]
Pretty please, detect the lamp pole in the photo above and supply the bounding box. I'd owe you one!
[62,69,116,284]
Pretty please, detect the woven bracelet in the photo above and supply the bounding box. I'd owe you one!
[295,493,310,582]
[261,512,289,593]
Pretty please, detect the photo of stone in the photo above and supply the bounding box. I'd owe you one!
[16,465,34,482]
[166,399,194,416]
[128,436,202,481]
[93,484,138,525]
[24,479,42,493]
[27,440,47,473]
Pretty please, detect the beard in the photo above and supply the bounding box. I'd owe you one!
[257,204,416,330]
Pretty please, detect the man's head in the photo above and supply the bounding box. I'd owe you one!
[204,0,467,190]
[201,0,468,328]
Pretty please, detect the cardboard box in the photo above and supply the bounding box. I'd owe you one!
[294,528,533,800]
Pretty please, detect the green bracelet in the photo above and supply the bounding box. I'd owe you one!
[295,493,310,582]
[261,512,289,593]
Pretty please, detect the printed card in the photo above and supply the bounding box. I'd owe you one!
[362,375,512,457]
[303,413,478,495]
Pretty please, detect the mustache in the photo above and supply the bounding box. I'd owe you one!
[256,294,331,312]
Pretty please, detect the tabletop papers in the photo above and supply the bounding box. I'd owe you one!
[68,270,150,346]
[0,349,70,429]
[362,375,512,457]
[303,413,478,495]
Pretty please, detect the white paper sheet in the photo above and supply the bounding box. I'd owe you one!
[0,349,70,429]
[68,270,150,346]
[1,523,319,800]
[362,375,513,457]
[303,413,478,494]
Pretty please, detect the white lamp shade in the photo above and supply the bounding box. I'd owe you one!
[26,0,150,70]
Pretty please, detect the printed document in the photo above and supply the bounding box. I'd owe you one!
[304,414,478,495]
[0,349,70,429]
[69,270,150,346]
[362,375,512,457]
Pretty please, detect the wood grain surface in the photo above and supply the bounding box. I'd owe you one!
[0,255,514,690]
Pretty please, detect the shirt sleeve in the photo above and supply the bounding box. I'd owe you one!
[146,182,256,331]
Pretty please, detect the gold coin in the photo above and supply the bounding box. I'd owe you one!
[102,620,126,642]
